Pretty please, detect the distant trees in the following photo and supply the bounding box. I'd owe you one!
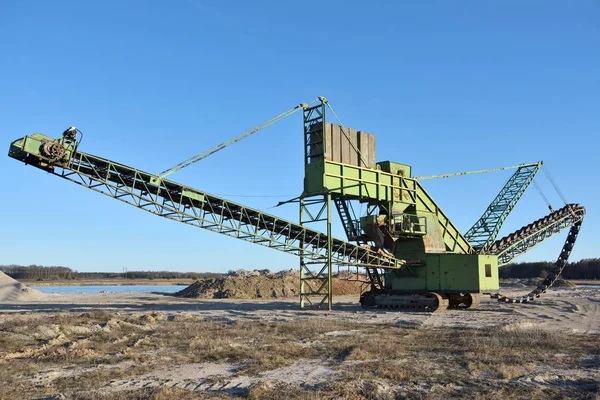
[500,258,600,279]
[2,259,599,281]
[0,265,75,280]
[75,271,224,280]
[0,265,223,281]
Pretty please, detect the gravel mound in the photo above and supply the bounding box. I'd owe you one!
[500,278,577,289]
[174,272,364,299]
[0,271,46,301]
[551,278,577,288]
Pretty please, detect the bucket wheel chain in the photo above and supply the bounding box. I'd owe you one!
[493,219,583,304]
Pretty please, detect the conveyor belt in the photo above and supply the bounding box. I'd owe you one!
[489,204,585,265]
[489,204,585,303]
[20,149,402,269]
[493,219,583,303]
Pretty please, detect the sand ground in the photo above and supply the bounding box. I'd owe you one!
[2,286,599,334]
[1,280,599,399]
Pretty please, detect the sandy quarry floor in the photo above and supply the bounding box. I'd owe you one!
[2,287,599,334]
[1,285,599,399]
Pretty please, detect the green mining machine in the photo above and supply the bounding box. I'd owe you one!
[8,98,585,311]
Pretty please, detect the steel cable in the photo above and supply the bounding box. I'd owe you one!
[543,166,568,205]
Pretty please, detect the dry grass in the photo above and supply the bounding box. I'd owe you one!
[68,387,230,400]
[0,312,598,399]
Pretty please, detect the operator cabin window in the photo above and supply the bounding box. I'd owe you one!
[485,264,492,278]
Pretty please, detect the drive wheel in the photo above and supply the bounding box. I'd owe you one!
[360,291,377,309]
[465,293,480,309]
[448,293,468,309]
[429,292,449,312]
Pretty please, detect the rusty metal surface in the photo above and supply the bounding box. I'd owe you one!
[490,204,585,264]
[492,209,584,303]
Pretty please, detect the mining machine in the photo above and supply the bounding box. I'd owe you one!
[7,98,585,311]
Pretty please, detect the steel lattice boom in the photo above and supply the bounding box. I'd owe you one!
[8,140,401,270]
[465,162,542,252]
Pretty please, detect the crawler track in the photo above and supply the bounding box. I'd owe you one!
[360,291,449,312]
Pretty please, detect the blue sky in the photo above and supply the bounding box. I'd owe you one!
[1,1,597,273]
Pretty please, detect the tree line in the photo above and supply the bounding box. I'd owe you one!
[2,259,599,281]
[0,265,223,281]
[499,258,600,279]
[0,265,75,280]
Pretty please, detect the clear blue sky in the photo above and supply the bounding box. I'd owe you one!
[1,1,597,273]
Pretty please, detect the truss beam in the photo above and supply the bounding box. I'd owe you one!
[26,151,401,270]
[490,204,585,265]
[465,162,541,252]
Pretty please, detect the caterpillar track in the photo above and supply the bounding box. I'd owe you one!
[360,291,481,312]
[491,205,585,304]
[360,291,450,312]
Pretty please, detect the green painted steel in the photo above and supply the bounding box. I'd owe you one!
[378,161,412,177]
[304,159,473,255]
[9,133,76,169]
[387,254,499,293]
[299,196,335,310]
[465,162,542,252]
[300,100,334,309]
[8,97,585,311]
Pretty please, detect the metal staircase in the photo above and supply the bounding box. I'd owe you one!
[333,198,362,242]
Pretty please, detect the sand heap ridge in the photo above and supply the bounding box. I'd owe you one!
[0,271,46,302]
[175,269,365,299]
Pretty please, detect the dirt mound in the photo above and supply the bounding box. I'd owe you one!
[174,274,365,299]
[552,278,577,288]
[502,278,577,289]
[226,269,300,278]
[0,272,45,302]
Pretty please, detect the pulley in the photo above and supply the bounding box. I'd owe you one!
[40,141,66,160]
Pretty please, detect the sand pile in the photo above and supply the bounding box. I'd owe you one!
[551,278,577,288]
[501,278,577,289]
[0,271,45,301]
[175,270,365,299]
[521,277,577,288]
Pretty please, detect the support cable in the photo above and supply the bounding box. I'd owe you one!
[543,166,568,205]
[414,163,536,180]
[533,180,553,212]
[158,98,319,179]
